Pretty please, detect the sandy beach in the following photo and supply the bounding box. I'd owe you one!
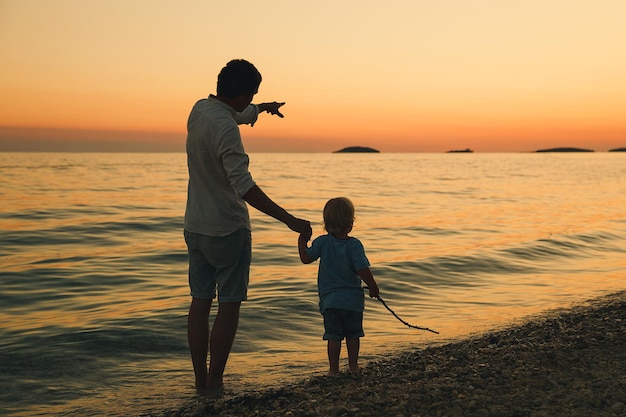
[159,291,625,417]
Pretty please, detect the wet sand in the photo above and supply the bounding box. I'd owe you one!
[159,291,625,417]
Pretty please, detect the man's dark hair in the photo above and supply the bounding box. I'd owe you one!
[216,59,262,99]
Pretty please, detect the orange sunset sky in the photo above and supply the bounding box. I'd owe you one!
[1,0,625,152]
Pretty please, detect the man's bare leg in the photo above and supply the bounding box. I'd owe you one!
[187,297,212,389]
[207,301,241,388]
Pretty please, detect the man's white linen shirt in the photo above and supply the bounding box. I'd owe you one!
[184,95,260,236]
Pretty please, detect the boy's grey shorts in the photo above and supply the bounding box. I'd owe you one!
[184,228,251,302]
[322,308,364,340]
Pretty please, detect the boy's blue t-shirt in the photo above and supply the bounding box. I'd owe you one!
[305,234,370,313]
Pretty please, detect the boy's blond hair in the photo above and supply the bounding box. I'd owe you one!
[323,197,355,236]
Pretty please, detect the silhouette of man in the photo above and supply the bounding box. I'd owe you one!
[184,59,311,389]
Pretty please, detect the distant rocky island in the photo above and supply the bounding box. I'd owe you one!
[447,148,473,153]
[333,146,379,153]
[609,147,626,152]
[535,147,594,153]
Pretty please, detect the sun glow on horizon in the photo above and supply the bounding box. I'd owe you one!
[1,1,625,152]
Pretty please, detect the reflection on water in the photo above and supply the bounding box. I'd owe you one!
[0,152,625,416]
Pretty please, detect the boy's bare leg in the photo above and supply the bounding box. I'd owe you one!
[207,301,241,388]
[346,337,360,372]
[327,339,341,375]
[187,297,212,389]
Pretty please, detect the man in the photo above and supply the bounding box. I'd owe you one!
[184,59,311,389]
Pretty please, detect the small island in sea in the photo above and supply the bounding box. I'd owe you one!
[447,148,473,153]
[609,147,626,152]
[535,147,594,153]
[333,146,380,153]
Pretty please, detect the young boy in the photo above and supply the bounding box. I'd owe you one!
[298,197,379,375]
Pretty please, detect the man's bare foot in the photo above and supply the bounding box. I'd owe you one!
[196,385,224,398]
[327,370,339,376]
[195,380,224,396]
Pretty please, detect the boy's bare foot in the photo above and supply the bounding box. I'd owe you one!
[327,370,339,376]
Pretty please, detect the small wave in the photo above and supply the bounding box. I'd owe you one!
[1,216,184,250]
[503,231,625,262]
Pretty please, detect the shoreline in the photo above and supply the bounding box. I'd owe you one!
[158,291,625,417]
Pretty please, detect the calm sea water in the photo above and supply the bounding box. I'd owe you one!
[1,152,625,416]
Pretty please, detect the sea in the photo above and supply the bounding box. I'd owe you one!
[1,151,625,416]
